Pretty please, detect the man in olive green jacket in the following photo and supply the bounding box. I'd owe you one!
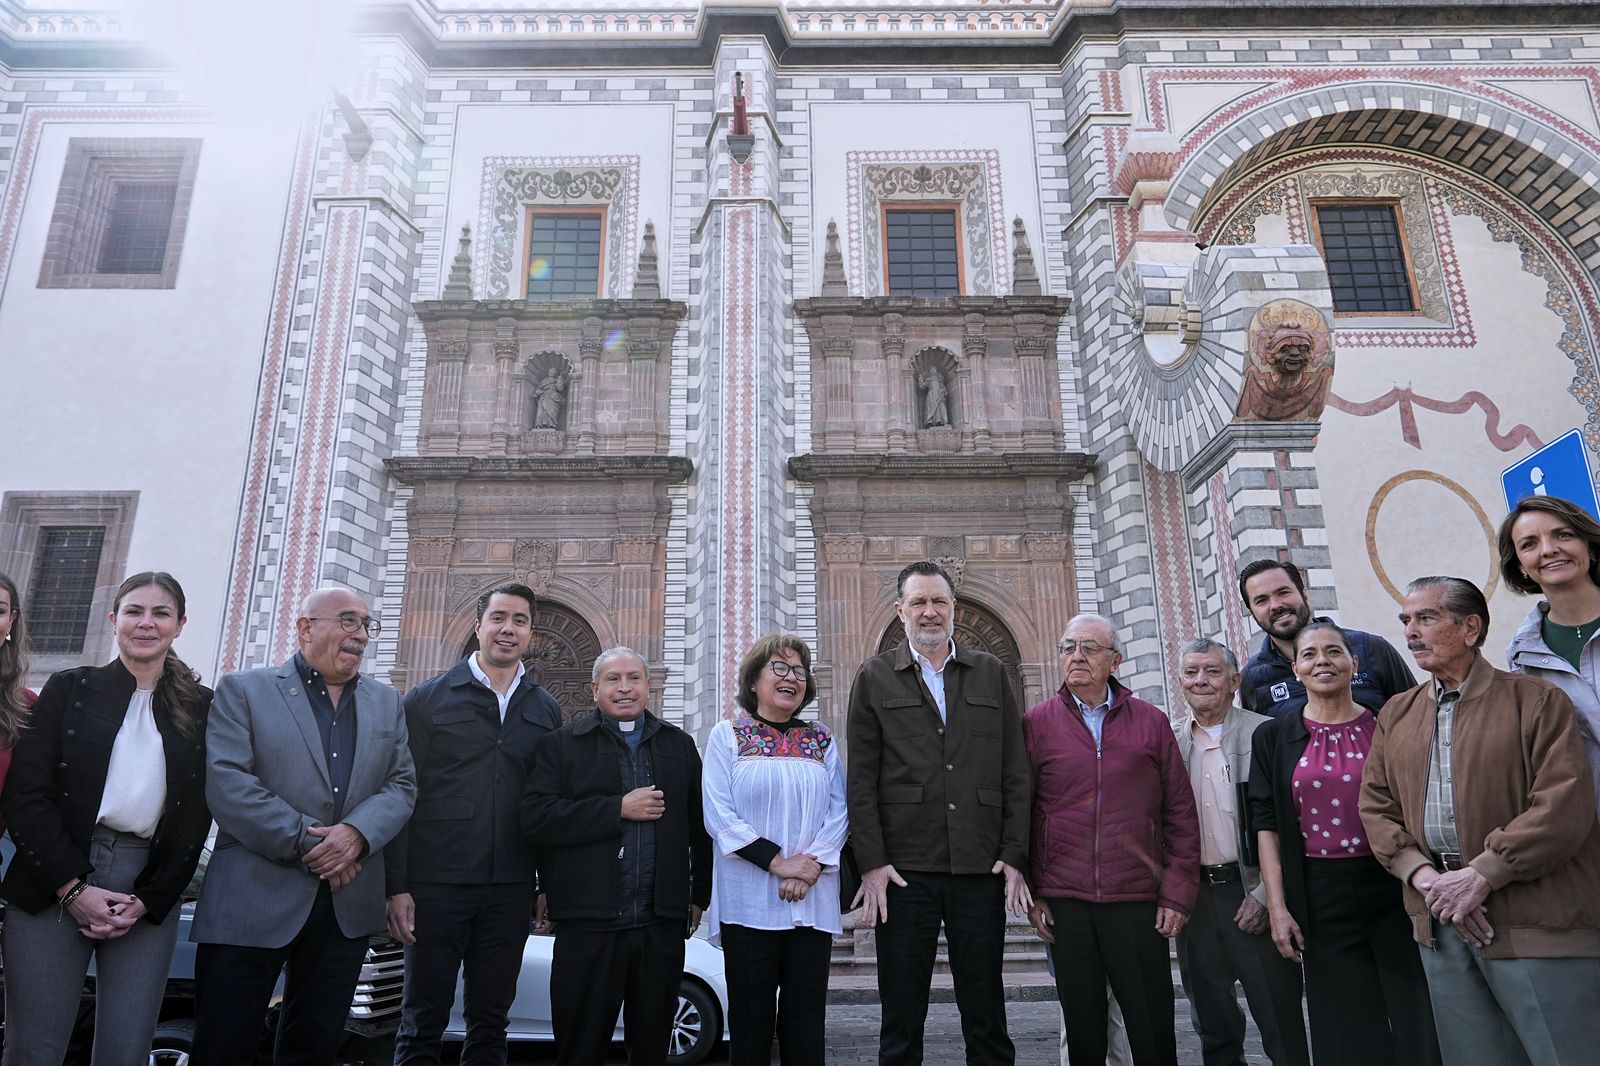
[847,560,1031,1066]
[1361,576,1600,1066]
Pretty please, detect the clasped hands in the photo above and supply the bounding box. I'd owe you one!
[59,881,147,940]
[771,853,822,902]
[305,822,367,890]
[1412,864,1494,949]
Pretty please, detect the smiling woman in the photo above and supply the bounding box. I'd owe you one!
[0,570,213,1066]
[1500,495,1600,821]
[701,633,848,1066]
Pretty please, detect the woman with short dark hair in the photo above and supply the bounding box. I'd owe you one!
[1499,494,1600,818]
[1,571,213,1066]
[702,633,847,1065]
[1248,622,1439,1066]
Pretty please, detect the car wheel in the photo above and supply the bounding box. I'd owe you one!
[666,979,719,1066]
[150,1019,195,1066]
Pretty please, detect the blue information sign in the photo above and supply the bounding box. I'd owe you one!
[1501,428,1600,522]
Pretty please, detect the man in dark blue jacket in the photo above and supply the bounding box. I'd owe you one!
[520,646,712,1066]
[1237,559,1415,718]
[385,582,563,1065]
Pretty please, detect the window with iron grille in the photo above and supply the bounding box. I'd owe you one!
[96,182,180,274]
[38,138,201,289]
[1314,203,1418,314]
[885,208,961,297]
[526,212,604,301]
[28,526,106,655]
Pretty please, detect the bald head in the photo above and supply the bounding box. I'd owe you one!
[295,586,372,684]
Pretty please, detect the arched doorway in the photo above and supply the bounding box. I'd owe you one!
[878,599,1027,708]
[463,600,602,722]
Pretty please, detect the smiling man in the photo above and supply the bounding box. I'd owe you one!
[1171,639,1309,1066]
[520,646,711,1066]
[1236,559,1415,718]
[191,586,417,1066]
[846,560,1031,1066]
[385,582,563,1066]
[1361,576,1600,1066]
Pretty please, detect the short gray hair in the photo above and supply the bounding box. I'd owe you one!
[1061,613,1121,653]
[1405,576,1490,649]
[1176,637,1239,674]
[591,646,650,684]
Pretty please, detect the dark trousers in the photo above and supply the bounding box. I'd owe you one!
[1175,878,1310,1066]
[875,871,1012,1066]
[1302,857,1440,1066]
[549,919,685,1066]
[719,923,832,1065]
[394,881,533,1066]
[1047,898,1176,1066]
[190,883,370,1066]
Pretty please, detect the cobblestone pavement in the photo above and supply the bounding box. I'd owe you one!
[509,996,1271,1063]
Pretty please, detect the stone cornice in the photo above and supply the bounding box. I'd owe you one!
[793,294,1071,320]
[387,454,694,483]
[413,297,688,323]
[788,451,1095,482]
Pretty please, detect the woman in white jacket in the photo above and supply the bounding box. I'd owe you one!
[1499,493,1600,819]
[702,633,848,1066]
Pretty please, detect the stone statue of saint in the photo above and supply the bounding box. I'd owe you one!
[531,367,570,429]
[918,368,950,427]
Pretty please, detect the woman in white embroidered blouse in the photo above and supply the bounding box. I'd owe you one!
[703,633,848,1066]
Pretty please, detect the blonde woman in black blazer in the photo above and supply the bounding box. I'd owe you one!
[1,571,211,1066]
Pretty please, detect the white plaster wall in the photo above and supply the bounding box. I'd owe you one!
[807,99,1047,293]
[0,117,301,679]
[440,101,676,299]
[1313,202,1589,663]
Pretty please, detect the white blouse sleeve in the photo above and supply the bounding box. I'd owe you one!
[807,729,850,868]
[701,719,760,856]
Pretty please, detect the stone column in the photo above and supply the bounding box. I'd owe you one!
[400,535,455,685]
[576,318,602,455]
[882,314,908,454]
[422,338,467,453]
[962,314,993,453]
[615,533,661,667]
[490,321,518,455]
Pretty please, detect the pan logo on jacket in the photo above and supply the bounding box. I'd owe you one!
[1271,682,1290,703]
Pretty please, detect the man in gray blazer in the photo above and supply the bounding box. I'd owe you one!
[190,587,416,1066]
[1173,638,1309,1066]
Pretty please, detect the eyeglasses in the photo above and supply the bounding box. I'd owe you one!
[307,613,382,636]
[767,661,808,681]
[1057,640,1111,657]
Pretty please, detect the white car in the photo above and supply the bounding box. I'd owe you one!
[443,930,729,1065]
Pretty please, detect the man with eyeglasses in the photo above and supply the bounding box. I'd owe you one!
[846,560,1032,1066]
[191,586,417,1066]
[1024,614,1199,1066]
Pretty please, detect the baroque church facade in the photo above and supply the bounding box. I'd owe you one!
[3,0,1597,741]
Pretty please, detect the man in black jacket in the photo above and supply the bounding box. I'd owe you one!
[385,582,563,1065]
[521,646,712,1066]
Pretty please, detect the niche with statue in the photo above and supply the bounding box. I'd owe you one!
[524,350,575,450]
[912,346,960,451]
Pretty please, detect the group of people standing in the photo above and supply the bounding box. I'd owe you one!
[0,492,1598,1066]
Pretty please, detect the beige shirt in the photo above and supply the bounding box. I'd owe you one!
[1188,720,1238,866]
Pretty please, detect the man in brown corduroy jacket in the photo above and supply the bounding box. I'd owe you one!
[1361,575,1600,1066]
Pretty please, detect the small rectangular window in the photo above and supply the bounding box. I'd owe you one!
[28,526,106,655]
[1314,203,1417,314]
[525,211,604,301]
[884,207,961,297]
[96,182,179,274]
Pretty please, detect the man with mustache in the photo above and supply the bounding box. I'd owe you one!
[191,587,417,1065]
[1236,559,1414,718]
[385,582,564,1065]
[1361,576,1600,1065]
[847,560,1032,1065]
